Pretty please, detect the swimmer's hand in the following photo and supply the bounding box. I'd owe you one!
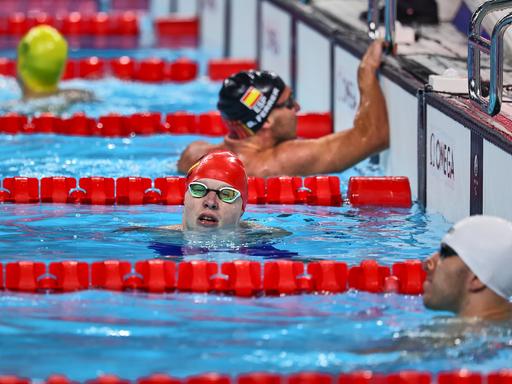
[358,40,383,88]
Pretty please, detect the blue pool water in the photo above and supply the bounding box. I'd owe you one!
[0,49,511,381]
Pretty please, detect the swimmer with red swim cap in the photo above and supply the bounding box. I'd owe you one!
[160,150,251,231]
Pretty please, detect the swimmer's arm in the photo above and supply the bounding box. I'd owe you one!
[177,141,226,173]
[57,89,96,103]
[240,221,292,238]
[257,41,389,176]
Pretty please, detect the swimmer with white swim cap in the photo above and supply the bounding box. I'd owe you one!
[15,25,94,105]
[423,215,512,321]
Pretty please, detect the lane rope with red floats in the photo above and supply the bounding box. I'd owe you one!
[0,176,412,208]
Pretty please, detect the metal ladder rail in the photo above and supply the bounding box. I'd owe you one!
[468,0,512,115]
[367,0,397,54]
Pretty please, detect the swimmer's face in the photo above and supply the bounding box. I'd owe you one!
[182,178,243,231]
[268,86,300,142]
[422,246,470,313]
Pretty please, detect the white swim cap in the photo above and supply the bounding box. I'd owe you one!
[442,215,512,300]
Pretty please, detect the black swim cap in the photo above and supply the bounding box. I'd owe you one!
[217,70,285,136]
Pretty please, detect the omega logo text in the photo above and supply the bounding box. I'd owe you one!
[429,133,455,180]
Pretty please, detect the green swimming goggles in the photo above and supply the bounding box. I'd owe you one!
[188,182,241,204]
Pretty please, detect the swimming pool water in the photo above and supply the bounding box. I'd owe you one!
[0,45,510,381]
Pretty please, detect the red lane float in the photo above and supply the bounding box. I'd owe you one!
[78,177,116,205]
[177,261,218,293]
[348,260,390,293]
[0,12,140,37]
[238,373,281,384]
[49,261,89,292]
[0,175,414,208]
[41,177,77,203]
[266,177,304,205]
[0,112,335,138]
[304,176,342,206]
[155,17,199,48]
[247,177,266,204]
[221,260,262,297]
[0,57,197,82]
[208,59,258,81]
[0,373,507,384]
[347,176,412,208]
[0,259,425,296]
[135,260,176,293]
[197,112,229,136]
[296,113,333,139]
[437,372,482,384]
[392,260,426,295]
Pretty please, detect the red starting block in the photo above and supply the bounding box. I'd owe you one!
[135,260,176,293]
[263,260,305,295]
[177,261,218,293]
[221,260,262,297]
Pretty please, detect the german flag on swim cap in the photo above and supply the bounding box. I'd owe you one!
[217,70,285,138]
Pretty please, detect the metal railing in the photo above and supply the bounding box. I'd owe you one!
[468,0,512,116]
[367,0,396,54]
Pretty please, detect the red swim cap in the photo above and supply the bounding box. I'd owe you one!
[186,150,248,210]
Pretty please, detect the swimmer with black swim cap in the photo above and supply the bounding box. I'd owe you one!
[178,40,389,177]
[15,25,94,106]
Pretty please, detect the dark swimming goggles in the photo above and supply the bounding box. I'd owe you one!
[274,92,295,110]
[188,182,241,204]
[439,243,458,259]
